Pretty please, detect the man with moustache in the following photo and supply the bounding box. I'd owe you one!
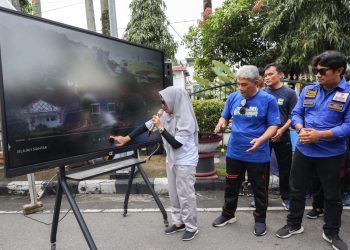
[212,65,280,236]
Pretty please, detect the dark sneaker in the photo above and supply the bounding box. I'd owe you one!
[246,182,254,197]
[254,222,267,236]
[306,209,324,219]
[239,181,247,196]
[322,233,348,250]
[276,224,304,239]
[212,215,237,227]
[182,230,199,241]
[250,200,256,208]
[282,200,290,211]
[164,224,185,234]
[343,193,350,206]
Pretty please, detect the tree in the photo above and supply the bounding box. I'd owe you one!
[183,0,273,80]
[123,0,177,60]
[261,0,350,76]
[10,0,32,13]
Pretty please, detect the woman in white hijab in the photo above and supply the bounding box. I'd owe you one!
[111,86,199,241]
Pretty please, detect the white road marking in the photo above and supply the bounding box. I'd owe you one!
[0,206,349,214]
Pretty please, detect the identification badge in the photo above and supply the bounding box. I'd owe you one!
[332,91,349,103]
[328,103,344,111]
[303,101,314,106]
[305,89,318,99]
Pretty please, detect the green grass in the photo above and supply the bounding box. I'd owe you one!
[215,166,226,177]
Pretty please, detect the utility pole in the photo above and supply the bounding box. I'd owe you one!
[32,0,41,16]
[85,0,96,31]
[108,0,117,38]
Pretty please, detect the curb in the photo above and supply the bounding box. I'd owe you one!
[0,178,227,196]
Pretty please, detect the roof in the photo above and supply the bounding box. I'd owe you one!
[172,65,186,72]
[22,100,60,114]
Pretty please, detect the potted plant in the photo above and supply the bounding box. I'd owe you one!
[192,99,225,178]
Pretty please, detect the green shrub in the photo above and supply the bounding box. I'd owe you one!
[192,99,225,136]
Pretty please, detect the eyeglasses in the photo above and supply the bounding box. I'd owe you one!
[312,67,331,76]
[239,99,247,115]
[161,100,166,105]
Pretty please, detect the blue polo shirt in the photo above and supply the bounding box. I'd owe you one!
[222,90,280,163]
[292,77,350,157]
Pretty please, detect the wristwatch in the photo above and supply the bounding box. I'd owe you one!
[296,128,303,134]
[159,127,165,134]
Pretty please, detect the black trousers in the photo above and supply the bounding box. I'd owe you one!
[223,157,269,223]
[270,132,293,201]
[287,149,344,235]
[311,175,324,210]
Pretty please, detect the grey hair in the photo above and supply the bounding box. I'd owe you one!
[236,65,259,82]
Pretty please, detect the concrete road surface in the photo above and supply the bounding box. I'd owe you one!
[0,192,349,250]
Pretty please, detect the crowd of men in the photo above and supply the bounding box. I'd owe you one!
[212,51,350,250]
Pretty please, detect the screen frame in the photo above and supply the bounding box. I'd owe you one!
[0,7,165,177]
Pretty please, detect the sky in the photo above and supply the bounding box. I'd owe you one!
[38,0,225,61]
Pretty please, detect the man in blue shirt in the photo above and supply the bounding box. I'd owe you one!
[212,65,280,236]
[276,51,350,250]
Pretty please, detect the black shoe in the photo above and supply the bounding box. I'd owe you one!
[323,233,348,250]
[254,222,267,236]
[182,230,199,241]
[246,182,254,197]
[306,209,324,219]
[212,215,237,227]
[276,224,304,239]
[164,224,185,234]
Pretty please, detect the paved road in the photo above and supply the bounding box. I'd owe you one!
[0,192,349,250]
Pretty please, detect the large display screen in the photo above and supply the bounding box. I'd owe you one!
[0,8,164,177]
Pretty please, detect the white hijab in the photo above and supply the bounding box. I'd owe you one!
[159,86,199,166]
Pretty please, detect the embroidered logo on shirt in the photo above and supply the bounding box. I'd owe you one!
[305,89,318,99]
[303,101,314,106]
[328,103,344,111]
[332,91,349,103]
[277,98,284,106]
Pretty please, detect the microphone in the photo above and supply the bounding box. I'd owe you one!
[148,109,164,136]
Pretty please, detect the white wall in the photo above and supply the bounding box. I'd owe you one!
[173,71,185,89]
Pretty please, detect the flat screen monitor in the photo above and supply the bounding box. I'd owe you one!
[0,7,165,177]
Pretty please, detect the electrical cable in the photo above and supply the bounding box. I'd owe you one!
[167,21,182,40]
[24,182,79,226]
[37,173,58,200]
[142,143,161,162]
[41,1,84,13]
[32,0,82,6]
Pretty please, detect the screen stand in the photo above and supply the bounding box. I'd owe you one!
[50,150,168,250]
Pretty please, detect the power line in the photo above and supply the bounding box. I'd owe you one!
[170,19,197,24]
[167,21,182,40]
[33,0,81,6]
[41,1,84,13]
